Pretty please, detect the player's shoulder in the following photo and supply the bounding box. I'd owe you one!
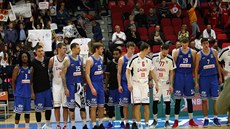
[166,54,174,62]
[130,53,139,62]
[151,53,160,60]
[219,47,230,56]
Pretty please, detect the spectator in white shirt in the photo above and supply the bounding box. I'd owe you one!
[202,25,217,43]
[110,25,126,52]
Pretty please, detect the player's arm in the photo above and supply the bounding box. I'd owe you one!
[193,0,198,8]
[30,66,35,99]
[48,57,54,81]
[85,57,97,95]
[105,63,110,93]
[213,49,223,84]
[169,69,174,88]
[172,49,179,63]
[11,65,20,94]
[150,69,159,92]
[80,56,86,81]
[126,68,132,92]
[117,57,123,92]
[191,49,197,73]
[218,50,229,77]
[194,52,200,89]
[61,58,70,96]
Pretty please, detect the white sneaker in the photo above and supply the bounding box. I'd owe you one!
[138,124,143,129]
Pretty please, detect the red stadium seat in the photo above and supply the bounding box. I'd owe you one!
[145,0,154,8]
[163,26,175,35]
[165,35,177,43]
[217,34,228,41]
[161,18,172,26]
[138,27,149,40]
[148,26,155,39]
[137,0,144,7]
[108,0,117,9]
[169,44,176,53]
[172,18,182,27]
[152,45,161,53]
[127,0,135,9]
[134,46,140,54]
[222,43,230,48]
[117,0,126,8]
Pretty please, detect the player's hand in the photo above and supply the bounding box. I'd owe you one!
[148,81,153,89]
[104,87,109,95]
[118,86,123,93]
[64,88,70,97]
[219,77,223,85]
[31,92,35,100]
[169,86,173,94]
[155,84,159,93]
[128,84,133,92]
[91,87,97,96]
[195,82,199,90]
[222,69,229,77]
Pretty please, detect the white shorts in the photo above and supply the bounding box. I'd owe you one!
[153,81,171,102]
[52,84,67,107]
[131,82,149,104]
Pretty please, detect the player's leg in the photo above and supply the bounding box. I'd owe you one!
[67,84,76,128]
[44,89,53,128]
[132,84,142,128]
[14,97,22,129]
[15,113,21,129]
[151,85,161,128]
[80,108,88,129]
[142,84,150,128]
[97,87,105,128]
[106,89,118,128]
[121,81,130,127]
[34,91,45,129]
[53,87,62,128]
[61,88,69,128]
[162,87,171,129]
[134,104,141,128]
[24,98,31,129]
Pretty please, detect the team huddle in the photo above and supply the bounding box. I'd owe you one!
[11,38,230,129]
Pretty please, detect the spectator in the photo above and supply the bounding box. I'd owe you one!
[111,25,126,51]
[134,8,148,27]
[0,24,4,41]
[211,7,219,27]
[202,25,217,44]
[158,0,171,19]
[132,3,141,16]
[4,22,18,46]
[178,24,189,41]
[43,10,53,23]
[56,2,69,25]
[32,14,44,30]
[169,0,182,18]
[147,8,158,27]
[219,3,229,24]
[18,23,27,43]
[151,25,165,45]
[125,25,141,47]
[125,14,136,30]
[187,0,200,39]
[92,20,103,42]
[172,40,181,53]
[208,0,217,11]
[0,44,9,67]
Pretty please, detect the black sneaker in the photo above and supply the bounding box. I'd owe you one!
[72,126,76,129]
[98,124,105,129]
[164,121,171,128]
[132,122,138,129]
[150,119,158,128]
[93,125,99,129]
[125,123,130,129]
[83,124,89,129]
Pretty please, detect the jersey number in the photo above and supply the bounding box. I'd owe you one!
[25,74,28,79]
[76,66,81,71]
[183,58,188,63]
[207,59,210,64]
[159,61,165,66]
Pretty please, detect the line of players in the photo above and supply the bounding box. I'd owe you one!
[11,37,230,129]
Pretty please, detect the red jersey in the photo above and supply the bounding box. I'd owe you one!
[211,12,219,27]
[222,9,229,24]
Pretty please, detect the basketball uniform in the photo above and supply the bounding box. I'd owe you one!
[14,67,31,114]
[66,55,84,109]
[218,46,230,80]
[199,49,219,100]
[119,55,131,106]
[152,53,176,102]
[52,55,67,107]
[86,56,104,107]
[174,48,195,99]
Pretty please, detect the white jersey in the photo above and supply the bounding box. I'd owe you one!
[218,46,230,79]
[152,52,176,82]
[52,55,66,85]
[127,53,153,84]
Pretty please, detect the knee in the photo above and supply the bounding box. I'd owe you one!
[24,114,30,119]
[15,113,21,120]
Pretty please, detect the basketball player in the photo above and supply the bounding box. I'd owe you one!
[105,48,123,128]
[61,43,89,129]
[117,42,136,128]
[85,43,105,129]
[126,42,159,129]
[194,38,222,127]
[48,43,68,129]
[30,45,52,129]
[12,52,31,129]
[218,45,230,80]
[172,38,198,128]
[151,44,176,129]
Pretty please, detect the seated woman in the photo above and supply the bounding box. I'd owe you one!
[178,24,189,41]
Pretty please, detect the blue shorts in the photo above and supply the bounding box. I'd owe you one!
[14,96,31,114]
[34,89,53,112]
[199,75,219,100]
[119,81,130,106]
[174,72,195,99]
[108,89,119,106]
[86,82,104,107]
[67,83,76,109]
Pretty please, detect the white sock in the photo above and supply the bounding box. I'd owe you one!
[132,119,136,123]
[125,119,128,124]
[138,122,141,126]
[92,122,96,127]
[14,124,18,129]
[121,118,124,122]
[204,116,208,120]
[37,122,41,128]
[64,121,68,126]
[188,113,193,120]
[214,115,217,118]
[145,122,149,125]
[99,119,103,125]
[46,120,50,127]
[71,120,75,127]
[166,115,170,121]
[82,119,86,126]
[25,123,29,129]
[57,121,60,125]
[154,114,157,121]
[109,118,112,123]
[175,115,179,120]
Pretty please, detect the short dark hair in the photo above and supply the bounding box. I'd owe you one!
[180,38,190,43]
[126,41,136,48]
[140,42,150,51]
[35,45,43,51]
[201,38,209,44]
[57,43,66,49]
[92,42,103,53]
[161,44,170,50]
[70,43,79,50]
[113,47,122,54]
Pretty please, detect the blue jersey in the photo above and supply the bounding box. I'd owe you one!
[199,48,218,76]
[14,67,31,98]
[176,48,193,74]
[90,56,103,82]
[121,55,129,81]
[66,55,83,84]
